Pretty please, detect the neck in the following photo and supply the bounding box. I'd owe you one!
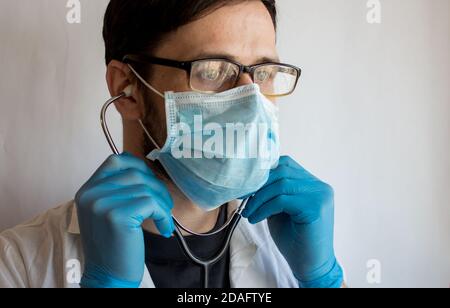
[143,167,221,236]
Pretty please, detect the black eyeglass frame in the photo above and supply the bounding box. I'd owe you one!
[122,54,302,97]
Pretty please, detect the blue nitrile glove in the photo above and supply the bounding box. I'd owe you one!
[242,156,343,288]
[75,153,175,288]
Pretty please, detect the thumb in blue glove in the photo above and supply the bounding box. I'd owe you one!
[75,153,175,288]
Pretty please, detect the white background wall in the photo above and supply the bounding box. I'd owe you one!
[0,0,448,288]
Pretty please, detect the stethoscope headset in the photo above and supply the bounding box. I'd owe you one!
[100,85,252,288]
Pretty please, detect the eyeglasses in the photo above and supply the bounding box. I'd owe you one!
[123,54,302,97]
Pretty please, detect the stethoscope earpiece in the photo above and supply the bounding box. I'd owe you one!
[122,85,134,97]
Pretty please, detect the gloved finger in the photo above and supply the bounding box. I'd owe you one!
[278,156,309,171]
[88,152,154,183]
[242,172,315,218]
[87,169,173,209]
[247,193,324,224]
[242,157,324,218]
[263,164,317,191]
[106,196,174,238]
[83,184,173,215]
[247,187,333,225]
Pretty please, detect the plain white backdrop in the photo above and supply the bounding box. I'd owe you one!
[0,0,449,287]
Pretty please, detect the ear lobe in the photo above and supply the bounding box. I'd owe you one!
[114,96,143,121]
[106,60,143,121]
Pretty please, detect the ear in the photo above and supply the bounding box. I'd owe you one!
[106,60,143,121]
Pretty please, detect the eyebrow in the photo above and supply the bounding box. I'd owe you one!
[190,52,281,64]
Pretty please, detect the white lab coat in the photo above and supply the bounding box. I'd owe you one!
[0,201,299,288]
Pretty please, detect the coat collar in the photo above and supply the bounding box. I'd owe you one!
[68,203,80,235]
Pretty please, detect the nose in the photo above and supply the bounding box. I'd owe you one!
[234,73,254,87]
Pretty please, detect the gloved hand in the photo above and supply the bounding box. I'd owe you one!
[242,156,343,288]
[75,153,175,288]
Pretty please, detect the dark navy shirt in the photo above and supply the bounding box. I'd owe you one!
[143,205,230,288]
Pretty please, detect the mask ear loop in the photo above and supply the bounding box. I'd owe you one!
[127,64,164,98]
[127,64,163,151]
[138,120,161,151]
[100,83,162,155]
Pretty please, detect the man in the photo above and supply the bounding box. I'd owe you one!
[0,0,343,288]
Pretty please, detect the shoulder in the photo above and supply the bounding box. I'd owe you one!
[0,201,80,288]
[0,201,75,248]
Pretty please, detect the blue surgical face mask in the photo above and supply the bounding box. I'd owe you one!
[130,67,280,211]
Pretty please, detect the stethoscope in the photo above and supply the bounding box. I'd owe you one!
[100,86,251,288]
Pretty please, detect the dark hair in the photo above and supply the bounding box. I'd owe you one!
[103,0,277,65]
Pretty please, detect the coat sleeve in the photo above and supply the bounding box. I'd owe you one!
[0,232,28,288]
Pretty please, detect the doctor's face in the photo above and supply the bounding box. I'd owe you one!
[137,0,279,152]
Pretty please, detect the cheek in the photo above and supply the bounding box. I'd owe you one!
[151,67,191,93]
[143,90,168,146]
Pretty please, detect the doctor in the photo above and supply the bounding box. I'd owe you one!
[0,0,344,288]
